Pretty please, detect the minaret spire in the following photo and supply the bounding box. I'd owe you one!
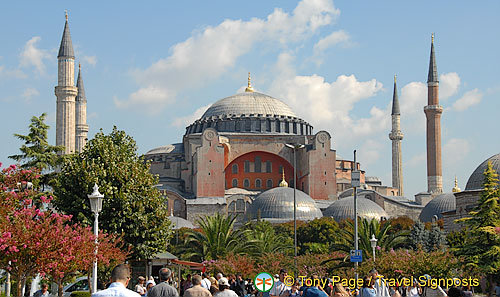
[55,12,77,154]
[389,75,404,196]
[245,72,254,92]
[75,63,89,152]
[424,33,443,194]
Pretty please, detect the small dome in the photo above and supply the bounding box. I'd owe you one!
[323,196,388,222]
[246,187,322,223]
[465,153,500,191]
[145,143,184,155]
[419,193,456,222]
[167,216,196,230]
[201,92,297,119]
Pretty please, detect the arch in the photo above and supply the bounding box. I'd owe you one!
[224,151,294,190]
[255,179,262,189]
[232,164,238,174]
[267,179,273,189]
[232,178,238,188]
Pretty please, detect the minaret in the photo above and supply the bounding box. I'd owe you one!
[75,63,88,152]
[55,12,77,154]
[389,75,404,196]
[424,33,443,194]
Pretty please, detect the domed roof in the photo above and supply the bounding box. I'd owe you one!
[419,192,456,222]
[201,92,297,119]
[246,187,322,223]
[465,153,500,190]
[145,143,184,155]
[167,216,196,230]
[323,196,388,222]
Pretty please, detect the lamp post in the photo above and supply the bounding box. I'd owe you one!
[370,234,378,262]
[88,183,104,294]
[284,143,305,275]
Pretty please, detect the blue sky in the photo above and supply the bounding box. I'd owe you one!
[1,1,499,198]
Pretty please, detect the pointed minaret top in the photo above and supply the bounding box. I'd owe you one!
[76,63,86,102]
[245,72,254,92]
[452,176,461,193]
[58,12,75,58]
[427,33,438,83]
[391,75,400,115]
[279,170,288,187]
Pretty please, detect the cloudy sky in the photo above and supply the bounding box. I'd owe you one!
[1,1,499,198]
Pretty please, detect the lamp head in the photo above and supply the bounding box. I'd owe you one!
[88,183,104,214]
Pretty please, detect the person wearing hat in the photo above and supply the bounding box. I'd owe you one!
[215,278,238,297]
[270,269,291,297]
[136,276,147,296]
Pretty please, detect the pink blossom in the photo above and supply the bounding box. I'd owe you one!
[9,246,19,253]
[9,164,16,169]
[376,246,381,250]
[495,227,500,234]
[3,232,12,238]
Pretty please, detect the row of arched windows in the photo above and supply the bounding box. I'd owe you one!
[231,161,281,174]
[232,178,276,189]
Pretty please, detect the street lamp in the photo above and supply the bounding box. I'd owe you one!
[284,143,305,275]
[88,183,104,293]
[370,234,378,262]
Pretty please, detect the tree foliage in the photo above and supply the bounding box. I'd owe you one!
[408,220,446,252]
[8,113,64,187]
[455,161,500,295]
[180,213,251,261]
[52,127,172,260]
[244,220,292,256]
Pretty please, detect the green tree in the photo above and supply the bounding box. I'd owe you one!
[180,213,250,261]
[52,127,172,260]
[409,220,429,250]
[244,220,292,256]
[332,218,409,260]
[297,217,339,254]
[9,113,64,187]
[456,161,500,296]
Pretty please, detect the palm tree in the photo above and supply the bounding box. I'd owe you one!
[180,213,251,261]
[244,220,293,257]
[332,217,409,260]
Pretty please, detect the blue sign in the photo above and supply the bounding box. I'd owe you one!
[350,250,362,262]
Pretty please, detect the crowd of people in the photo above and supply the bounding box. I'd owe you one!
[92,265,475,297]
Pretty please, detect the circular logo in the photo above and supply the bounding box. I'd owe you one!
[254,272,274,293]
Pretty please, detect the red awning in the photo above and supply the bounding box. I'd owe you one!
[171,259,204,270]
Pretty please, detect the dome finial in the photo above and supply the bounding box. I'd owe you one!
[245,72,254,92]
[452,175,461,192]
[279,169,288,187]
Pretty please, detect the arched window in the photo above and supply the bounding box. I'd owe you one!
[255,156,261,173]
[266,161,272,173]
[244,179,250,188]
[255,179,262,189]
[232,164,238,174]
[173,199,182,217]
[232,179,238,188]
[244,160,250,173]
[267,179,273,189]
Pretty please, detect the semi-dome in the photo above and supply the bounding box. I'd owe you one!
[465,153,500,191]
[323,196,388,222]
[167,216,196,230]
[201,92,297,119]
[419,192,456,222]
[246,187,323,223]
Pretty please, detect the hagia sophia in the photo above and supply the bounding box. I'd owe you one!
[54,16,500,231]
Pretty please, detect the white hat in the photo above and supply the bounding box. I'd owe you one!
[218,277,230,287]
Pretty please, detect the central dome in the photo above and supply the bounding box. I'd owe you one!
[201,92,297,119]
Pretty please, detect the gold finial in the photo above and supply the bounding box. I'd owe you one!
[279,170,288,187]
[394,75,397,84]
[452,176,461,193]
[79,62,81,70]
[431,33,434,44]
[245,72,254,92]
[65,10,68,21]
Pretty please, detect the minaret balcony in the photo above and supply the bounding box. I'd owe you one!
[424,105,443,114]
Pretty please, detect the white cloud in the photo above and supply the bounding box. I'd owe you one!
[439,72,460,99]
[21,87,39,102]
[359,139,384,166]
[119,0,340,112]
[82,56,97,67]
[451,89,483,111]
[407,152,426,167]
[0,65,27,79]
[114,86,173,115]
[313,30,350,53]
[172,104,212,128]
[19,36,51,75]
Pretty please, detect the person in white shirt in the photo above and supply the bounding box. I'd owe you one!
[92,264,141,297]
[369,269,390,297]
[270,269,291,297]
[215,278,239,297]
[201,273,212,290]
